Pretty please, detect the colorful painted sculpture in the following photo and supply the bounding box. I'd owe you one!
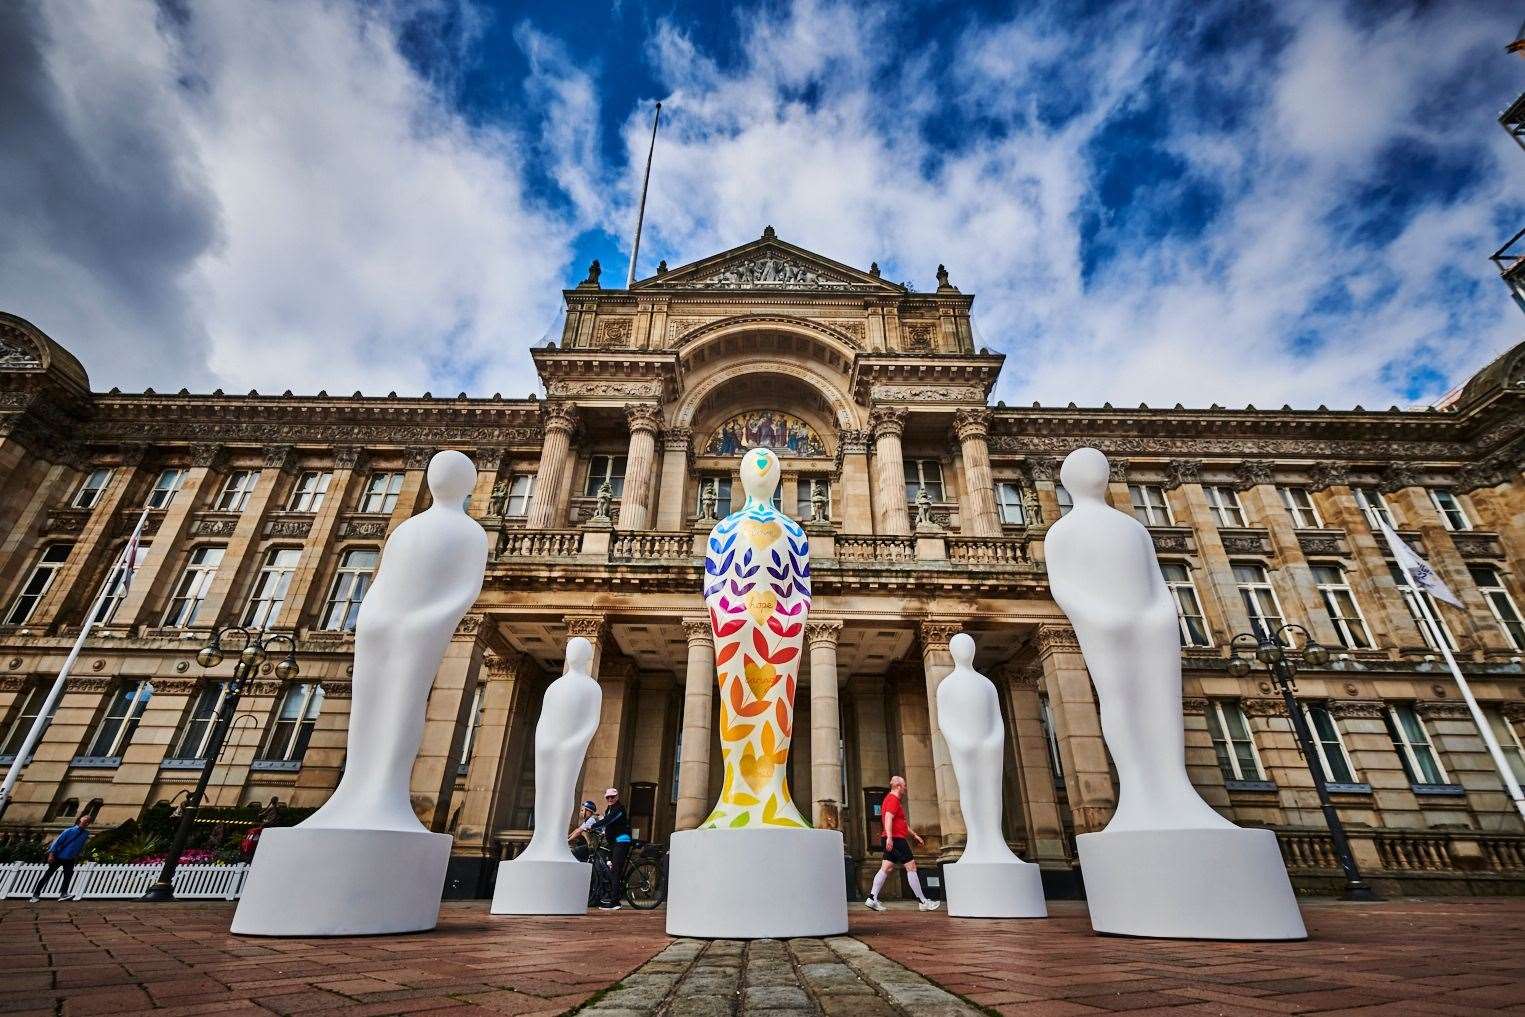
[700,446,810,829]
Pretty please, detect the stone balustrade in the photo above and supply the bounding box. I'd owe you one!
[834,535,917,563]
[496,529,583,559]
[946,535,1029,565]
[611,532,693,561]
[1278,827,1525,883]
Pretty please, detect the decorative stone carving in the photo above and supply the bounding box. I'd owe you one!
[869,406,908,439]
[334,446,365,470]
[1108,459,1129,484]
[836,429,869,455]
[919,621,960,650]
[681,618,712,645]
[1005,665,1042,691]
[870,385,982,404]
[1378,462,1420,494]
[1023,456,1058,484]
[664,317,712,346]
[1240,697,1289,717]
[1308,460,1349,492]
[337,517,388,539]
[263,445,295,472]
[1163,458,1201,491]
[1415,701,1473,720]
[594,318,633,347]
[806,620,843,646]
[1451,533,1504,560]
[190,443,225,470]
[1220,532,1271,555]
[903,321,936,351]
[952,408,991,442]
[1150,530,1191,552]
[1455,460,1508,493]
[664,426,693,451]
[625,403,663,437]
[405,446,434,471]
[1297,533,1343,555]
[190,515,239,538]
[455,614,484,637]
[564,615,605,641]
[1035,623,1080,657]
[684,251,861,290]
[0,326,43,367]
[831,320,866,347]
[546,379,664,400]
[698,480,719,521]
[542,402,580,435]
[1234,460,1274,492]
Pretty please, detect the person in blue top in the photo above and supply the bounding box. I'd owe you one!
[591,787,631,910]
[29,814,92,903]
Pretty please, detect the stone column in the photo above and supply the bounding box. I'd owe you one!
[450,649,525,851]
[655,427,693,530]
[571,615,632,805]
[674,617,716,830]
[116,444,223,629]
[1035,623,1116,833]
[386,447,434,537]
[870,407,910,536]
[837,429,874,534]
[807,620,844,828]
[952,409,1000,537]
[919,620,965,853]
[525,402,579,529]
[618,404,662,531]
[1001,664,1068,867]
[409,614,487,831]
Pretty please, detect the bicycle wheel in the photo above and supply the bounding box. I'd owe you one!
[589,858,614,907]
[624,859,663,910]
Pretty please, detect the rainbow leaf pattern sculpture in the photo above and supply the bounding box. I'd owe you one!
[701,447,811,829]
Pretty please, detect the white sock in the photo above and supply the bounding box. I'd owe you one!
[869,869,888,899]
[906,870,928,903]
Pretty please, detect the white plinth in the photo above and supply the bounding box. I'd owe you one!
[667,828,847,938]
[490,858,591,915]
[1078,827,1306,940]
[231,827,451,936]
[943,860,1047,919]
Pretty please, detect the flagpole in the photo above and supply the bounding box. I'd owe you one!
[1382,522,1525,822]
[0,507,150,821]
[626,101,662,289]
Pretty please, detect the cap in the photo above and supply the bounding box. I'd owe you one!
[604,787,619,797]
[581,800,596,811]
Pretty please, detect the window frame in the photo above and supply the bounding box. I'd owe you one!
[1303,703,1358,785]
[1160,561,1212,647]
[1486,707,1525,786]
[162,545,225,628]
[1205,485,1248,528]
[169,681,233,761]
[1037,695,1065,788]
[1278,486,1323,529]
[84,679,154,760]
[1389,562,1459,652]
[242,547,302,630]
[1204,699,1265,782]
[1429,489,1471,532]
[320,547,380,631]
[1352,486,1394,530]
[145,468,184,510]
[359,472,404,514]
[1384,703,1448,786]
[995,481,1026,526]
[0,684,54,760]
[5,543,73,626]
[457,684,485,774]
[258,682,325,763]
[288,471,332,513]
[796,477,830,521]
[583,455,627,498]
[1129,484,1173,527]
[502,473,534,518]
[1469,564,1525,651]
[1311,563,1374,649]
[1055,484,1073,517]
[72,468,113,510]
[1232,562,1287,639]
[903,459,945,503]
[215,469,262,512]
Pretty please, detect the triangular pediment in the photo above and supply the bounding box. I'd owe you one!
[631,229,904,293]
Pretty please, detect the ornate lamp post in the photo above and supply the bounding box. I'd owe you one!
[1227,624,1378,901]
[141,626,299,902]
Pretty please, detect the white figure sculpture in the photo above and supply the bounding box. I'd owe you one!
[937,633,1046,918]
[1045,447,1305,940]
[491,637,602,915]
[233,450,489,936]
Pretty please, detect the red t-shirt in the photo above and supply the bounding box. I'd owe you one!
[881,792,909,839]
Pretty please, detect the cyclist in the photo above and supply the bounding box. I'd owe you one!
[567,800,598,861]
[590,787,631,910]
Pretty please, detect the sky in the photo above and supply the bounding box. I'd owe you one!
[1,0,1521,409]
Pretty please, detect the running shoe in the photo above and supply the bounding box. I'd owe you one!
[864,897,888,911]
[918,899,942,911]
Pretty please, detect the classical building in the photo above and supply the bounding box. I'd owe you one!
[1,228,1524,897]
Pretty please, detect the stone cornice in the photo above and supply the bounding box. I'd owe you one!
[851,354,1003,404]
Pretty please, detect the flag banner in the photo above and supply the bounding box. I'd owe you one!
[1378,519,1464,609]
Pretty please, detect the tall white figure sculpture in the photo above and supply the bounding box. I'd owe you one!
[491,637,601,914]
[232,450,488,936]
[938,633,1047,918]
[1045,447,1305,939]
[666,447,848,938]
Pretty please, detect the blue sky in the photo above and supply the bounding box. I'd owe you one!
[1,0,1520,409]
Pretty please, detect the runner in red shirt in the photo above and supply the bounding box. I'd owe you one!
[865,775,940,911]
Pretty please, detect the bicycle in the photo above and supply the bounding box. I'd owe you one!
[580,837,667,910]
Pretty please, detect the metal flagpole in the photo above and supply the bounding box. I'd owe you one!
[626,101,662,289]
[0,507,150,821]
[1382,523,1525,822]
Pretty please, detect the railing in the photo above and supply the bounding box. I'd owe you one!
[497,529,582,559]
[0,861,248,900]
[1376,831,1460,872]
[1278,830,1340,870]
[835,536,916,563]
[611,532,693,561]
[1277,829,1525,877]
[946,536,1028,565]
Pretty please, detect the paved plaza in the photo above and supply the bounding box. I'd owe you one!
[0,899,1522,1016]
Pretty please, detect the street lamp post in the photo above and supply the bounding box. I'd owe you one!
[141,626,299,902]
[1227,624,1378,902]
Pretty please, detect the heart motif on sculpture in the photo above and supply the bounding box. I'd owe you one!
[741,518,782,547]
[739,744,775,789]
[745,588,777,625]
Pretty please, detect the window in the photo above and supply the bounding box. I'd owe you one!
[1037,696,1064,787]
[146,468,183,509]
[1205,486,1247,527]
[0,684,55,758]
[584,456,626,498]
[5,543,72,625]
[671,729,683,801]
[360,472,404,514]
[1204,700,1264,781]
[242,548,301,629]
[1055,485,1073,517]
[72,469,112,510]
[1486,708,1525,785]
[1161,562,1211,647]
[1429,489,1470,531]
[501,474,533,518]
[84,680,153,759]
[1311,564,1372,649]
[1352,487,1393,530]
[797,478,829,520]
[458,684,484,773]
[697,475,733,517]
[1279,487,1323,529]
[1304,704,1357,785]
[1384,704,1447,785]
[995,482,1026,525]
[1390,563,1458,651]
[903,459,944,503]
[320,548,379,630]
[89,543,148,626]
[169,681,232,760]
[1129,484,1172,526]
[163,546,224,627]
[1469,565,1525,651]
[1233,563,1285,639]
[215,470,262,512]
[288,471,332,512]
[260,683,324,763]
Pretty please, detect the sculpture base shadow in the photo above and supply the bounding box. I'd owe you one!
[1078,827,1307,940]
[231,827,451,936]
[490,858,591,915]
[943,860,1047,919]
[666,828,848,938]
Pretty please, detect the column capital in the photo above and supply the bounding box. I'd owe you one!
[1181,696,1209,714]
[1021,455,1059,484]
[1241,697,1288,717]
[1162,458,1200,491]
[1329,699,1387,719]
[190,442,225,470]
[474,446,507,474]
[564,614,606,641]
[663,425,694,452]
[1233,459,1273,492]
[405,446,435,471]
[1109,458,1129,484]
[918,619,961,651]
[1308,460,1350,492]
[116,443,149,467]
[1035,622,1080,658]
[869,405,908,440]
[483,649,525,681]
[625,402,664,437]
[681,617,712,645]
[1378,461,1421,495]
[951,407,990,442]
[543,401,580,436]
[334,445,367,471]
[836,429,869,461]
[263,444,296,473]
[1003,663,1043,690]
[454,613,486,639]
[805,620,843,647]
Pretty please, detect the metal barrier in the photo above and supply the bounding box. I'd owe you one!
[0,861,249,900]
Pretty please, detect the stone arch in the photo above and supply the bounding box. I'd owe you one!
[673,314,861,361]
[675,355,857,433]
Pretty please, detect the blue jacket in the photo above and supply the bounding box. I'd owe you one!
[49,825,89,861]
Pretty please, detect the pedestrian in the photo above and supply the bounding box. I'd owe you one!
[864,775,940,911]
[28,814,92,903]
[590,787,631,910]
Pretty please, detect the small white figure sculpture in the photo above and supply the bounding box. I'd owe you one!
[491,637,602,915]
[1045,447,1305,939]
[232,450,488,936]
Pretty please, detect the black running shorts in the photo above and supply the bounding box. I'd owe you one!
[881,836,913,864]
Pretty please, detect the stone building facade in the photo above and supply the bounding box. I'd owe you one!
[1,229,1524,897]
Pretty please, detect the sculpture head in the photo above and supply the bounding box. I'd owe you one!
[949,632,976,668]
[427,449,476,506]
[740,447,781,504]
[1059,447,1108,503]
[565,636,593,675]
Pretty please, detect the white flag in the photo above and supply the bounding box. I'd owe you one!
[1378,519,1463,609]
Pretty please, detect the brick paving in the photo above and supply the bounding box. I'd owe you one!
[2,899,1524,1016]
